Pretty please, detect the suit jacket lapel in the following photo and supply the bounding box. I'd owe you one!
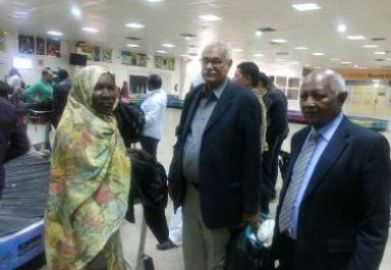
[204,81,234,133]
[303,118,350,199]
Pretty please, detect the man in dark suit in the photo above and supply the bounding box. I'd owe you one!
[272,69,390,270]
[168,41,262,270]
[261,73,288,214]
[52,69,72,128]
[0,82,30,199]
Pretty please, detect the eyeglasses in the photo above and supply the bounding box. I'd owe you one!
[200,57,224,66]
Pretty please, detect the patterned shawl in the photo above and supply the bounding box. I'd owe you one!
[45,66,130,269]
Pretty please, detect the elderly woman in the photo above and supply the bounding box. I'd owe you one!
[44,66,130,270]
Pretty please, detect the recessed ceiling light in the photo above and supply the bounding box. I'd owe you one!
[363,44,379,48]
[253,53,264,57]
[337,24,347,33]
[295,46,308,50]
[156,50,167,54]
[312,52,325,56]
[341,61,352,64]
[359,67,368,69]
[255,30,262,37]
[162,43,175,48]
[199,14,222,21]
[71,7,81,17]
[147,0,164,2]
[374,51,386,55]
[82,27,99,33]
[292,3,321,11]
[354,65,359,68]
[233,48,243,52]
[125,23,145,29]
[272,39,288,43]
[331,58,341,61]
[347,35,366,40]
[127,44,140,48]
[47,31,63,36]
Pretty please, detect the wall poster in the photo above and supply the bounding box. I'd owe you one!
[101,47,112,63]
[0,30,5,51]
[46,37,61,57]
[36,37,45,55]
[121,50,148,67]
[18,35,35,54]
[154,55,175,70]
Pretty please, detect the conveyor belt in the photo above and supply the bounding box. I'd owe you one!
[0,152,49,238]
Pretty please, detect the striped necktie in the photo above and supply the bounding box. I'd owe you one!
[279,129,319,234]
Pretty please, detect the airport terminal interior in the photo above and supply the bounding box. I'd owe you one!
[0,0,391,269]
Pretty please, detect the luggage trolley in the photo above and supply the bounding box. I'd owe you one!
[25,106,53,151]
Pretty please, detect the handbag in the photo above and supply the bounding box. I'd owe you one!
[225,224,269,270]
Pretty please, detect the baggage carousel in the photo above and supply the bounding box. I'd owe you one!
[0,152,50,270]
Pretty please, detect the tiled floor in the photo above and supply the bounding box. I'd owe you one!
[28,108,390,270]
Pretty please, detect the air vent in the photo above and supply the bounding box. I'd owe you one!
[270,42,282,45]
[189,53,198,56]
[375,58,385,61]
[257,27,276,32]
[188,45,196,48]
[276,52,289,55]
[372,37,386,41]
[181,33,197,38]
[126,37,140,41]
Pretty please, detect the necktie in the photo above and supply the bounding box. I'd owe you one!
[279,129,319,234]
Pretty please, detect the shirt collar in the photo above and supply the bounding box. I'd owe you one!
[203,78,228,100]
[312,112,344,142]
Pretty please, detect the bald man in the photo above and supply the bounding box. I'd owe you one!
[272,69,390,270]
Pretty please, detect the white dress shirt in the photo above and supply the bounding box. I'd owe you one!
[141,89,167,140]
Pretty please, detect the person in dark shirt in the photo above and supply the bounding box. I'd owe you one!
[52,69,72,128]
[0,83,30,199]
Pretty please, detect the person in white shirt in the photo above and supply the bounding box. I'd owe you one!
[6,68,23,96]
[140,74,167,157]
[140,74,175,250]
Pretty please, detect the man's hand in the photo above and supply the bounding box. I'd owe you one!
[242,213,259,226]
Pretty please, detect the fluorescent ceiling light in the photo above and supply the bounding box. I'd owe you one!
[290,61,301,64]
[359,67,368,69]
[337,24,347,33]
[199,14,222,21]
[127,44,140,48]
[312,52,325,56]
[253,53,264,57]
[272,39,288,43]
[233,48,243,52]
[148,0,164,2]
[346,35,366,40]
[162,43,175,48]
[341,61,352,64]
[330,58,341,61]
[82,27,99,33]
[71,7,81,17]
[374,51,386,55]
[47,31,63,36]
[354,65,359,68]
[156,50,167,54]
[255,30,262,37]
[125,23,145,29]
[295,46,308,50]
[292,3,321,11]
[363,44,379,48]
[13,57,32,69]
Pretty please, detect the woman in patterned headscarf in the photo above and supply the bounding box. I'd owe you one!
[44,66,130,270]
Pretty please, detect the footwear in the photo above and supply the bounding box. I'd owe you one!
[156,240,177,251]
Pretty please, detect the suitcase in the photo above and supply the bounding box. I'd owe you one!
[136,217,155,270]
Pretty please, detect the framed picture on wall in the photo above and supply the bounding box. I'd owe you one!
[0,30,5,51]
[46,37,61,57]
[101,47,112,63]
[36,37,45,55]
[93,46,101,61]
[121,50,148,67]
[18,35,35,54]
[154,55,175,70]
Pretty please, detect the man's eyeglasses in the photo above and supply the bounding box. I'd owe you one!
[200,57,224,66]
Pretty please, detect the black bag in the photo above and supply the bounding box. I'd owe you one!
[129,149,168,209]
[114,102,145,147]
[225,225,268,270]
